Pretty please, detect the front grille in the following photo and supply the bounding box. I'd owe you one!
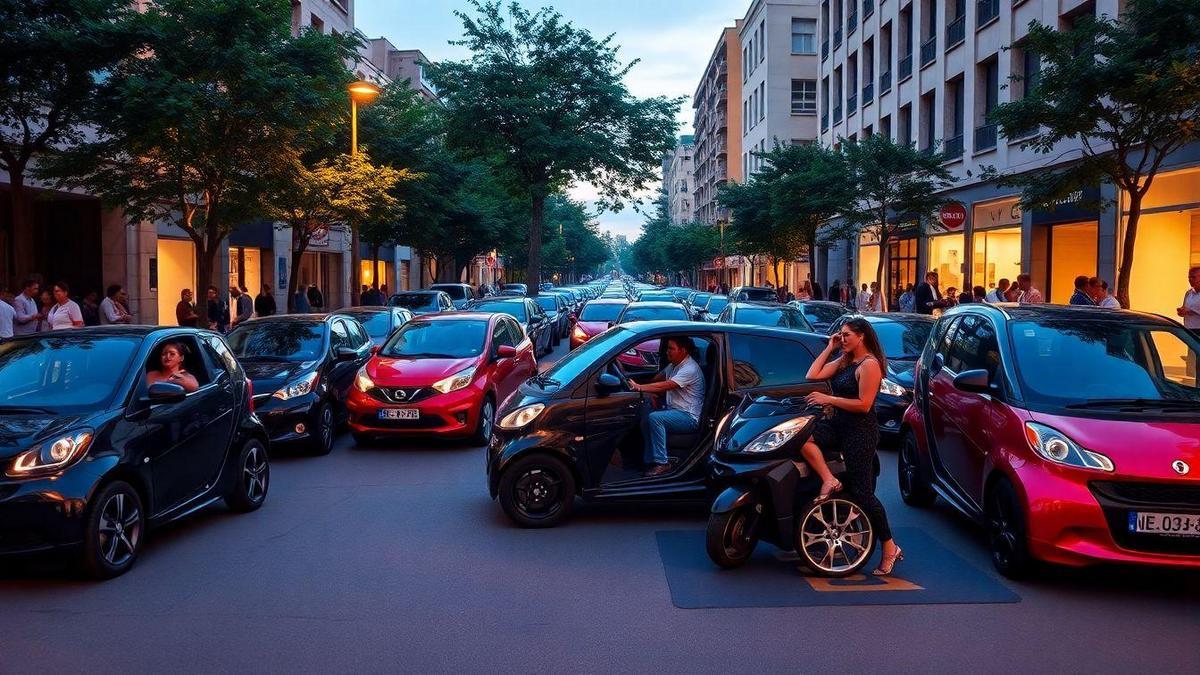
[1091,481,1200,508]
[369,387,431,404]
[1090,481,1200,556]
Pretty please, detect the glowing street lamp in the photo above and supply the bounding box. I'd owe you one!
[347,80,381,156]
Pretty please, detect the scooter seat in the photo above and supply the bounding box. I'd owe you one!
[794,458,847,479]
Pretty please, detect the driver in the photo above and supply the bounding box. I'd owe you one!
[627,336,704,477]
[146,340,200,393]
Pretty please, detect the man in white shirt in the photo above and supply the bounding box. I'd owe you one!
[1177,266,1200,331]
[985,278,1010,303]
[100,284,133,325]
[0,296,14,339]
[1016,274,1045,304]
[628,336,705,477]
[11,278,43,335]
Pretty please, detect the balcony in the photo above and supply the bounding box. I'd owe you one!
[863,0,874,17]
[834,28,843,48]
[974,123,998,151]
[977,0,1000,26]
[898,53,913,80]
[847,11,858,35]
[920,36,937,67]
[879,70,892,94]
[822,40,829,60]
[847,93,858,115]
[821,112,829,131]
[946,16,966,50]
[862,82,874,105]
[833,105,843,124]
[944,134,964,160]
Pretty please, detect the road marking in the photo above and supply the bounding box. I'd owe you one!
[804,573,924,592]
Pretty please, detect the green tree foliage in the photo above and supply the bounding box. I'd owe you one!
[987,0,1200,308]
[503,195,609,281]
[629,192,720,284]
[429,0,682,295]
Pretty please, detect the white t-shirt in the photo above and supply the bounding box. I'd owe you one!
[0,299,14,338]
[47,300,83,330]
[100,296,126,324]
[1184,289,1200,329]
[1099,295,1121,309]
[985,288,1005,303]
[666,355,705,420]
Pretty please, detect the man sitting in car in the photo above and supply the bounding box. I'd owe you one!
[627,336,705,477]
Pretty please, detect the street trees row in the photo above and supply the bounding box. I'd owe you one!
[626,192,721,284]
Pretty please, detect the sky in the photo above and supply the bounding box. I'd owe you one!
[356,0,748,240]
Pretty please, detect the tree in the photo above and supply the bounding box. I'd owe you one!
[987,0,1200,308]
[43,0,354,296]
[0,0,138,287]
[430,0,681,296]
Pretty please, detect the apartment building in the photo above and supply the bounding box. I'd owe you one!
[816,0,1200,318]
[692,23,745,228]
[367,40,440,101]
[663,136,696,225]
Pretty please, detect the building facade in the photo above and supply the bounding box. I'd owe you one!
[366,40,440,101]
[663,135,696,225]
[693,23,745,228]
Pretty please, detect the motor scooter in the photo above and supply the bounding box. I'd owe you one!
[706,394,877,577]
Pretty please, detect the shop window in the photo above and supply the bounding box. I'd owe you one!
[157,238,196,327]
[928,233,966,293]
[1125,169,1200,319]
[1047,222,1097,304]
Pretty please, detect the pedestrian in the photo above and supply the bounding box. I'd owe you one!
[796,281,812,301]
[255,283,277,318]
[47,281,84,330]
[307,283,324,311]
[777,285,788,303]
[176,288,199,327]
[799,317,904,576]
[1069,275,1095,306]
[37,290,54,331]
[972,286,987,303]
[293,286,311,313]
[231,286,253,328]
[1176,266,1200,332]
[100,284,133,324]
[359,284,371,306]
[1015,273,1044,304]
[11,278,44,336]
[898,284,915,313]
[380,284,388,299]
[207,286,228,333]
[1092,278,1121,308]
[81,291,101,326]
[986,278,1010,303]
[945,287,959,307]
[0,292,14,340]
[811,278,825,301]
[913,271,943,315]
[856,283,870,310]
[866,282,884,312]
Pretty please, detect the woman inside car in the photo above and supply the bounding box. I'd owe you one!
[145,340,200,393]
[799,317,903,576]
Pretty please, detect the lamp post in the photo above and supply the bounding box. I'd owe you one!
[346,80,381,305]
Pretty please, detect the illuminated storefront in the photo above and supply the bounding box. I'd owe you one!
[229,246,261,296]
[359,259,395,290]
[156,238,196,326]
[971,197,1022,293]
[927,217,965,294]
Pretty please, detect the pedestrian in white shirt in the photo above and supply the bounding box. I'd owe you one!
[867,282,884,312]
[100,284,133,325]
[1177,266,1200,331]
[985,278,1010,303]
[47,281,84,330]
[11,278,44,336]
[0,297,14,339]
[1088,277,1121,309]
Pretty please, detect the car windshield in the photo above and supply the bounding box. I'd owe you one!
[471,301,527,323]
[390,293,438,310]
[1009,320,1200,406]
[873,320,932,358]
[534,297,559,312]
[344,312,392,338]
[734,306,811,330]
[619,306,689,323]
[638,292,674,302]
[432,285,467,300]
[0,336,140,413]
[227,322,325,361]
[705,296,729,313]
[580,303,625,321]
[381,320,488,359]
[691,293,712,306]
[540,327,629,387]
[799,304,847,327]
[735,288,778,302]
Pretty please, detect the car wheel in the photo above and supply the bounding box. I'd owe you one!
[80,481,145,580]
[705,506,759,569]
[309,401,335,456]
[471,396,496,447]
[898,430,936,507]
[224,438,270,513]
[795,496,876,577]
[498,455,576,528]
[987,477,1034,579]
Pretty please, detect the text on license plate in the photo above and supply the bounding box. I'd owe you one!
[379,408,419,420]
[1128,512,1200,536]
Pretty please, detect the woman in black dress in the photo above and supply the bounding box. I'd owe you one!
[799,317,903,576]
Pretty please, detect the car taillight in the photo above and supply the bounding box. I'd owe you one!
[246,379,255,412]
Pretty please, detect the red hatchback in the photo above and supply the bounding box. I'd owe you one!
[569,298,628,350]
[346,312,537,444]
[900,304,1200,577]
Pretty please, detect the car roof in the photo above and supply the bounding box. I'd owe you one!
[729,301,789,309]
[414,311,496,322]
[616,319,823,341]
[793,300,845,308]
[333,307,395,315]
[472,297,527,305]
[240,314,331,324]
[946,302,1176,325]
[588,297,630,304]
[5,325,215,340]
[393,290,440,295]
[853,312,934,324]
[625,301,687,309]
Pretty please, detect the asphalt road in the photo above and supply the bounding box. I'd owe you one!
[1,339,1197,674]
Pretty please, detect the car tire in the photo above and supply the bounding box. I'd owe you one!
[705,506,759,569]
[471,396,496,447]
[498,454,576,528]
[987,477,1035,579]
[80,481,145,580]
[224,438,270,513]
[309,401,335,456]
[898,430,937,507]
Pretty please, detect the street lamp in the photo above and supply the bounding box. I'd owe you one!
[347,80,381,156]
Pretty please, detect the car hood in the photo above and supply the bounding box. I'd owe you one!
[1028,411,1200,481]
[577,320,610,336]
[369,356,478,385]
[241,358,317,393]
[885,358,918,388]
[0,414,93,460]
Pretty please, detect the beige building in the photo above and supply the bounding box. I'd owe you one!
[662,135,695,225]
[367,40,439,101]
[692,22,745,229]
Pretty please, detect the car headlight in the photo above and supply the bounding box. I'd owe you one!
[742,416,814,454]
[880,378,909,397]
[498,403,545,430]
[354,366,374,392]
[1024,422,1114,472]
[432,366,476,394]
[273,371,319,400]
[7,429,95,478]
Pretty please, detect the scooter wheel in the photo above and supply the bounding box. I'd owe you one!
[706,506,759,569]
[795,497,876,577]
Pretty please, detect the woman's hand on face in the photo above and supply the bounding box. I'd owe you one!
[805,391,832,406]
[827,333,842,351]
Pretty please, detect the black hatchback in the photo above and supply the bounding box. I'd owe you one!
[486,321,827,527]
[0,327,269,578]
[226,315,373,455]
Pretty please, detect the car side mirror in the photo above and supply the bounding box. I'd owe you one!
[596,372,622,393]
[146,381,187,405]
[495,344,517,359]
[336,347,358,361]
[953,369,996,394]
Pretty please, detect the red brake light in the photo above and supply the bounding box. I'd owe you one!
[246,378,255,412]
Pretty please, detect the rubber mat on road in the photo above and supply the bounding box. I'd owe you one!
[656,527,1020,608]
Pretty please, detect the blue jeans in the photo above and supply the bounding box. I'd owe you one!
[642,409,698,466]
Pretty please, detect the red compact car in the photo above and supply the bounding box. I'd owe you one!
[570,298,628,350]
[346,312,537,444]
[900,304,1200,578]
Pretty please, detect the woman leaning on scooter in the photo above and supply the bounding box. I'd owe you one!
[800,317,904,576]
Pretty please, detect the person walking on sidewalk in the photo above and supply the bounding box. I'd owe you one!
[255,284,277,318]
[47,281,84,330]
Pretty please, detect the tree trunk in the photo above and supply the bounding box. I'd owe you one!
[288,229,310,313]
[350,222,361,306]
[1115,191,1141,310]
[528,194,545,298]
[6,165,34,289]
[875,217,889,312]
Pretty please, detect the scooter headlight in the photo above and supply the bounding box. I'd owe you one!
[742,416,814,454]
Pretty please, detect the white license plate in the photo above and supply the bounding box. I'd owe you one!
[378,408,419,420]
[1128,512,1200,537]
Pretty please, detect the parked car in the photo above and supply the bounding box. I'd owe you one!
[729,286,779,302]
[532,293,570,345]
[699,294,729,322]
[614,301,695,373]
[788,300,852,334]
[465,297,555,357]
[570,298,628,349]
[389,290,454,316]
[430,283,478,310]
[686,292,713,319]
[226,315,372,455]
[331,306,414,349]
[501,283,528,296]
[0,327,269,578]
[635,290,678,303]
[346,313,537,445]
[486,321,827,527]
[716,301,813,331]
[900,304,1200,577]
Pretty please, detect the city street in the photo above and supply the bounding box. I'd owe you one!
[1,339,1196,674]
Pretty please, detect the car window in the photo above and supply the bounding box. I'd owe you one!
[204,335,243,378]
[492,320,514,348]
[580,302,625,322]
[504,318,526,344]
[731,306,811,330]
[934,316,961,361]
[200,338,232,381]
[0,336,140,413]
[873,320,934,359]
[330,320,351,352]
[945,315,1001,378]
[432,285,467,300]
[800,304,847,327]
[146,335,211,388]
[346,319,370,348]
[729,334,817,389]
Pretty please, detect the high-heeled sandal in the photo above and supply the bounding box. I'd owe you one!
[811,479,843,504]
[872,547,904,576]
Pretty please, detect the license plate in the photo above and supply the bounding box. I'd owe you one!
[1128,511,1200,537]
[378,408,419,420]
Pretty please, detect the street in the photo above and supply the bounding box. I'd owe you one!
[1,339,1196,674]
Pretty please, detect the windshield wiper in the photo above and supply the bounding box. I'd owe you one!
[1066,398,1200,411]
[0,406,57,415]
[529,373,560,389]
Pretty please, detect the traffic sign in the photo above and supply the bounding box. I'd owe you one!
[938,202,967,230]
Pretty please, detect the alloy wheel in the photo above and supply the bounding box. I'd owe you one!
[989,491,1019,569]
[798,497,875,575]
[243,445,269,503]
[721,509,754,559]
[97,492,141,567]
[900,436,919,495]
[320,404,333,449]
[480,401,495,443]
[513,467,563,518]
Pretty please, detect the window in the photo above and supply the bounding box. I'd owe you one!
[759,82,766,121]
[491,320,514,349]
[792,18,817,53]
[330,320,351,352]
[346,319,370,348]
[945,315,1001,379]
[1022,49,1041,98]
[881,114,892,139]
[310,13,324,33]
[204,335,243,378]
[982,59,999,116]
[899,104,912,145]
[729,335,817,389]
[759,20,766,62]
[920,91,936,151]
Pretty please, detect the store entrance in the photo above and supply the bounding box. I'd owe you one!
[1032,221,1098,303]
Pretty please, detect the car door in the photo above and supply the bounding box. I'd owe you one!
[582,351,646,483]
[505,318,537,382]
[488,318,517,399]
[924,315,977,503]
[326,319,362,405]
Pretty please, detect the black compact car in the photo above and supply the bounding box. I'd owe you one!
[331,306,414,349]
[699,294,729,322]
[532,293,571,344]
[0,327,269,578]
[389,290,454,315]
[465,297,555,357]
[827,312,933,441]
[729,286,779,302]
[717,301,814,331]
[486,320,827,527]
[226,315,373,455]
[502,283,528,296]
[788,300,851,334]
